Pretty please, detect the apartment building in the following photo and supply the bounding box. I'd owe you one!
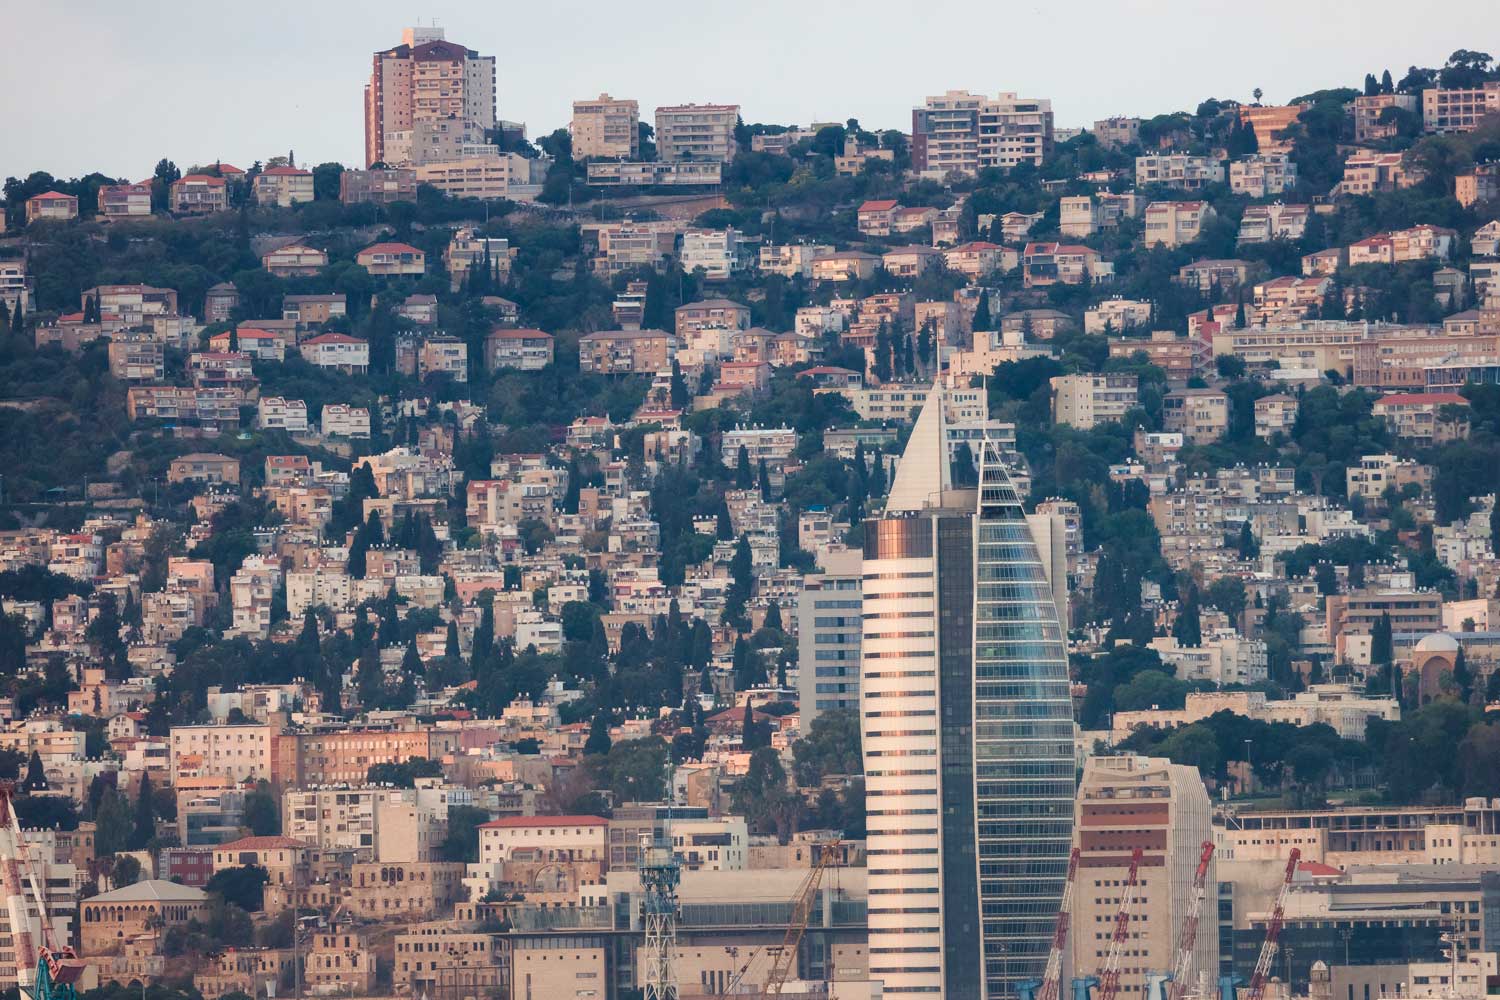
[721,427,798,468]
[321,404,371,438]
[680,228,753,280]
[414,153,547,200]
[943,241,1011,278]
[1163,388,1230,444]
[1059,193,1140,238]
[1135,153,1225,190]
[1073,756,1216,1000]
[654,104,740,162]
[170,175,228,214]
[759,243,833,279]
[911,90,1053,175]
[1050,373,1139,429]
[167,453,240,486]
[252,166,314,208]
[169,724,274,785]
[586,160,723,186]
[1456,164,1500,207]
[1228,153,1298,197]
[1372,391,1470,444]
[578,329,675,374]
[339,167,417,204]
[126,386,244,429]
[0,260,28,315]
[1108,331,1212,383]
[810,251,881,282]
[1338,151,1422,195]
[1346,454,1432,501]
[484,328,553,371]
[25,191,78,224]
[571,94,640,159]
[1144,200,1215,248]
[796,549,862,726]
[1176,258,1252,291]
[1238,202,1310,244]
[257,397,309,433]
[1022,242,1108,287]
[261,243,327,277]
[356,241,425,276]
[1354,93,1419,141]
[589,222,680,276]
[1094,116,1142,148]
[299,333,371,374]
[1422,81,1500,133]
[282,294,347,329]
[1254,393,1299,440]
[107,336,165,381]
[676,298,751,340]
[1253,275,1330,322]
[416,336,468,382]
[444,228,513,292]
[289,729,458,786]
[363,27,496,167]
[96,182,152,220]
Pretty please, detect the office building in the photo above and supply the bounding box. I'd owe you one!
[796,548,863,726]
[860,388,1074,999]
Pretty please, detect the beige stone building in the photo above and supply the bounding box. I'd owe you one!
[81,881,209,955]
[1162,388,1230,444]
[655,104,739,162]
[363,28,497,167]
[1144,200,1215,248]
[1050,374,1139,430]
[572,94,640,159]
[1073,755,1216,1000]
[1423,81,1500,133]
[578,329,676,374]
[252,166,314,208]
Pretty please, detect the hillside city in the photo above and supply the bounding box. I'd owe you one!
[4,22,1500,1000]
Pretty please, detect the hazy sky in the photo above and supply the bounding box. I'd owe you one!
[7,1,1500,180]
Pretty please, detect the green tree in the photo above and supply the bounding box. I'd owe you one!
[242,780,281,837]
[438,805,492,863]
[791,708,862,786]
[732,748,800,842]
[1172,586,1202,647]
[94,788,134,857]
[129,774,156,850]
[206,864,270,912]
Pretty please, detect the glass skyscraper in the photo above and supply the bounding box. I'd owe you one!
[862,389,1075,1000]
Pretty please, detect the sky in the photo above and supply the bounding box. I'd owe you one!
[6,0,1500,181]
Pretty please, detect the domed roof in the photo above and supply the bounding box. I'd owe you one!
[1414,632,1459,653]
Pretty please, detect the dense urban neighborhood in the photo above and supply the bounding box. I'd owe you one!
[6,22,1500,1000]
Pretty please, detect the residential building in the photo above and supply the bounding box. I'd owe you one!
[857,199,900,236]
[485,328,553,372]
[1050,373,1139,429]
[1144,200,1215,248]
[1422,81,1500,133]
[125,386,244,429]
[96,182,152,220]
[680,228,753,280]
[910,90,1053,176]
[169,723,274,785]
[1228,153,1298,196]
[0,260,29,315]
[299,333,371,374]
[170,175,228,214]
[1238,202,1310,244]
[943,241,1009,278]
[444,228,513,291]
[1022,243,1108,287]
[1339,151,1422,195]
[363,28,497,167]
[1135,153,1225,190]
[1354,93,1419,142]
[1163,388,1230,444]
[107,336,165,381]
[339,167,417,204]
[1239,103,1306,152]
[1108,331,1212,383]
[24,191,78,224]
[721,427,798,468]
[1456,164,1500,207]
[760,243,833,279]
[1073,756,1216,1000]
[252,166,314,208]
[676,298,750,340]
[578,329,675,374]
[1254,393,1299,440]
[321,404,371,438]
[860,391,1073,1000]
[654,104,740,162]
[810,251,881,283]
[571,93,640,159]
[1346,454,1432,501]
[261,243,328,277]
[1176,258,1251,292]
[257,397,309,433]
[1093,116,1141,148]
[356,241,425,276]
[796,549,862,726]
[167,454,240,486]
[413,153,548,200]
[282,294,347,329]
[1372,392,1470,444]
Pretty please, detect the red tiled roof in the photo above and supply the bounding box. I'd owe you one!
[858,199,899,212]
[260,166,311,176]
[301,333,365,345]
[360,242,422,255]
[478,815,607,829]
[30,191,75,201]
[1298,860,1342,877]
[179,175,227,187]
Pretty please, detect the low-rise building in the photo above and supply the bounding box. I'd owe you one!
[1162,387,1230,444]
[356,242,426,276]
[1135,153,1224,190]
[1050,373,1138,429]
[485,328,553,371]
[252,166,314,208]
[1228,153,1298,197]
[1144,200,1215,248]
[1372,392,1470,445]
[340,167,417,204]
[261,243,328,277]
[321,404,372,438]
[171,175,229,214]
[1253,393,1299,440]
[1423,81,1500,133]
[25,191,79,224]
[1238,202,1310,244]
[300,333,370,374]
[579,329,675,374]
[96,182,153,220]
[257,397,309,433]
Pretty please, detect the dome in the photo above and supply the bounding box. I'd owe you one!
[1414,632,1459,654]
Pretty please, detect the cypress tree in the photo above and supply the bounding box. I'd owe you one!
[735,446,753,489]
[758,458,772,501]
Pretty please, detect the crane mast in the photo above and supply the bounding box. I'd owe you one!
[0,782,84,1000]
[1166,842,1216,1000]
[1246,849,1301,1000]
[1097,848,1145,1000]
[764,838,842,996]
[1029,847,1083,1000]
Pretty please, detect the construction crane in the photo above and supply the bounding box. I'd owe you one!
[1245,849,1301,1000]
[1096,847,1145,1000]
[718,838,842,998]
[1166,842,1217,1000]
[763,838,843,996]
[1018,847,1083,1000]
[0,783,84,1000]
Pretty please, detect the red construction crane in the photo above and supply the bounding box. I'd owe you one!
[0,782,85,1000]
[1097,847,1145,1000]
[1035,847,1083,1000]
[1166,842,1216,1000]
[1246,849,1301,1000]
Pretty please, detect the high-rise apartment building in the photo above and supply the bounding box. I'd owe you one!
[572,94,640,159]
[912,91,1054,176]
[364,27,497,167]
[654,104,740,162]
[1072,756,1216,999]
[796,547,863,726]
[861,388,1075,1000]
